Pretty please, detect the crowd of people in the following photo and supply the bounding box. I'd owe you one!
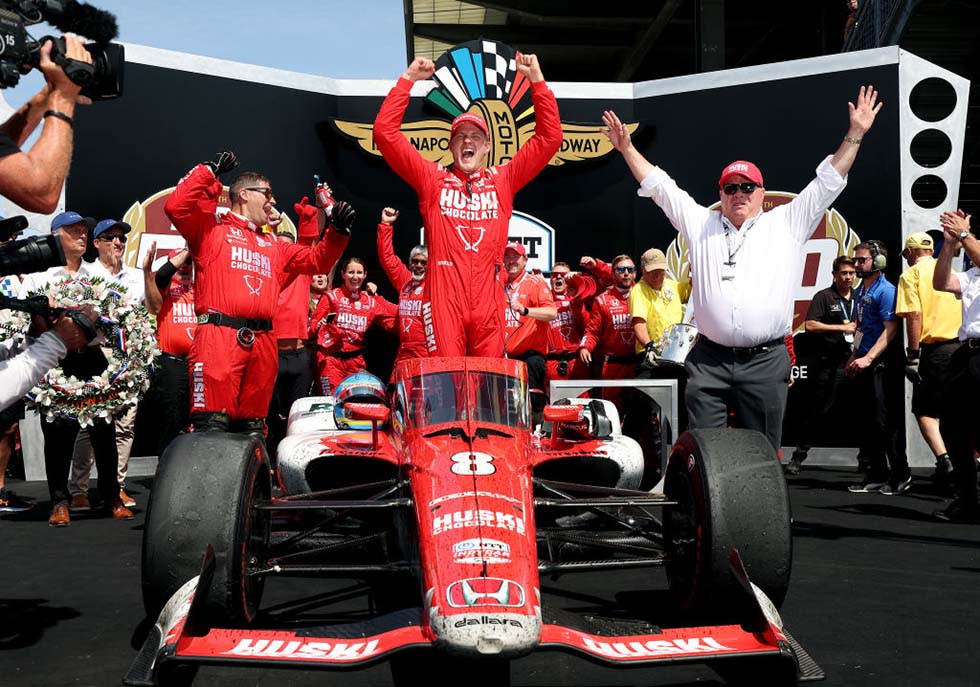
[0,52,977,527]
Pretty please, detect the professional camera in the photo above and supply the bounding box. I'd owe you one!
[0,0,123,99]
[0,214,65,278]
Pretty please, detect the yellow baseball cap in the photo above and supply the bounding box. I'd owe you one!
[904,232,934,250]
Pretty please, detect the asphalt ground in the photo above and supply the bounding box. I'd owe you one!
[1,466,978,687]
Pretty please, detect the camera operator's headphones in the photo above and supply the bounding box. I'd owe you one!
[866,240,887,272]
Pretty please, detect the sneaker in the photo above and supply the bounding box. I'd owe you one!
[48,502,70,527]
[0,488,33,513]
[848,479,888,493]
[933,499,980,523]
[119,489,136,508]
[784,450,807,476]
[69,494,91,513]
[880,474,913,495]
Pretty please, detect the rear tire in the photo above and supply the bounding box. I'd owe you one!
[663,428,792,623]
[142,433,271,626]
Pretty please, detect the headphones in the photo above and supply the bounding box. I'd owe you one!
[866,240,887,271]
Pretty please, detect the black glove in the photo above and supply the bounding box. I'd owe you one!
[330,200,356,236]
[203,151,238,177]
[904,357,922,385]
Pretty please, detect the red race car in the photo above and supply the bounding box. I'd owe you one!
[131,357,819,686]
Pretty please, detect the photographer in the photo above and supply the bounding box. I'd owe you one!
[0,36,91,213]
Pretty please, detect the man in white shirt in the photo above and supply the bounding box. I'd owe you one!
[69,218,145,511]
[601,86,882,450]
[19,211,133,526]
[931,209,980,523]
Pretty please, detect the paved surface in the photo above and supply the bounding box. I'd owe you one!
[1,466,978,686]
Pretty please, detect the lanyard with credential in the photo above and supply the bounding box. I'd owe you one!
[839,295,854,323]
[855,278,881,326]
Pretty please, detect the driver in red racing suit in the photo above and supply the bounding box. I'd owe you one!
[373,53,562,357]
[164,153,351,433]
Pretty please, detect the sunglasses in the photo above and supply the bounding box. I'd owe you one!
[245,187,275,200]
[98,233,127,243]
[550,272,568,279]
[614,266,636,274]
[854,256,872,263]
[410,258,427,266]
[721,182,759,195]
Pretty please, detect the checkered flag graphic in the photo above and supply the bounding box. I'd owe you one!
[482,40,515,99]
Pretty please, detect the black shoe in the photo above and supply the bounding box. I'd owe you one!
[880,473,913,495]
[784,450,806,476]
[848,478,889,493]
[933,499,980,523]
[0,488,33,513]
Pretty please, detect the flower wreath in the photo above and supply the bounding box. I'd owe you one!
[22,277,159,426]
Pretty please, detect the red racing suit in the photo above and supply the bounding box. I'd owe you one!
[546,291,588,383]
[164,164,348,420]
[376,222,427,372]
[157,277,196,357]
[373,77,562,357]
[581,286,638,410]
[310,287,397,395]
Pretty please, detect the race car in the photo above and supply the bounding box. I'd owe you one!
[130,357,821,686]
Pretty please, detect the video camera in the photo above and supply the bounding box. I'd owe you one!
[0,214,65,278]
[0,0,123,99]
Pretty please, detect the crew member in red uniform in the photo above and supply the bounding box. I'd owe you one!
[546,261,589,384]
[373,53,562,357]
[143,244,197,453]
[579,254,639,411]
[503,241,557,417]
[376,207,427,372]
[164,152,352,433]
[311,257,398,395]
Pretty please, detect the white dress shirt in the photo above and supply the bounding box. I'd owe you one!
[637,156,847,347]
[89,260,146,303]
[19,262,98,297]
[954,267,980,340]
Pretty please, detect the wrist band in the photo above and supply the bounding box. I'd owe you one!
[523,307,529,316]
[844,135,862,145]
[43,110,74,128]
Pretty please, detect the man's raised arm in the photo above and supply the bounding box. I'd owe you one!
[373,58,436,192]
[506,53,562,192]
[829,85,883,178]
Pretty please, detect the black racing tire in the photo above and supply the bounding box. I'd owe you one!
[663,428,792,623]
[141,433,271,626]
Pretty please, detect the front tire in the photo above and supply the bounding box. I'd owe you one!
[141,433,271,626]
[663,428,792,623]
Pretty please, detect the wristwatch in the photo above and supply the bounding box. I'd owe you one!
[959,230,972,242]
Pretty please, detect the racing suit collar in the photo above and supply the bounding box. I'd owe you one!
[222,209,259,233]
[449,165,483,184]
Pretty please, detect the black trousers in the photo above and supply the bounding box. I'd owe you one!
[795,354,850,450]
[685,339,791,451]
[513,351,546,413]
[940,343,980,505]
[852,358,908,482]
[267,347,314,456]
[41,416,119,507]
[146,352,190,456]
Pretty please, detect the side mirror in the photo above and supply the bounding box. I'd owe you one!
[346,403,390,424]
[543,405,581,424]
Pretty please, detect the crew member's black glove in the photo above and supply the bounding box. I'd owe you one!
[904,348,921,385]
[204,151,238,177]
[330,201,356,236]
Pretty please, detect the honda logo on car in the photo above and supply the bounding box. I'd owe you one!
[447,578,525,608]
[433,510,526,536]
[582,636,734,658]
[452,538,511,564]
[222,638,380,661]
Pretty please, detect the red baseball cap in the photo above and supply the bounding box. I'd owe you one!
[451,112,489,138]
[718,160,764,187]
[504,241,526,257]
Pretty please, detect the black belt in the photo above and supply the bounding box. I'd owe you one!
[331,348,366,360]
[920,339,960,350]
[197,311,273,331]
[546,351,576,361]
[605,353,642,364]
[159,351,187,362]
[698,336,784,356]
[964,338,980,350]
[198,311,272,346]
